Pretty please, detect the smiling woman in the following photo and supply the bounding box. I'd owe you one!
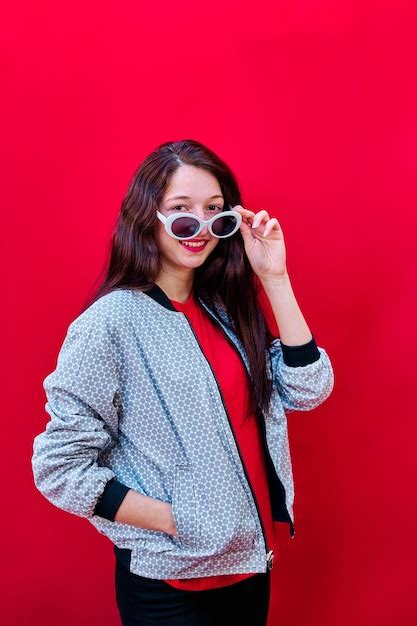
[154,165,224,282]
[31,138,334,626]
[79,140,278,419]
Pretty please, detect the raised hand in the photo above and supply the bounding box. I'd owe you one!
[232,205,288,281]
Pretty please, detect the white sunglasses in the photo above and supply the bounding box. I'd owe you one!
[156,207,242,240]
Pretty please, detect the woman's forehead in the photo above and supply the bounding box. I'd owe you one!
[163,166,222,202]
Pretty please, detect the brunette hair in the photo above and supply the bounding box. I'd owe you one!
[82,139,275,415]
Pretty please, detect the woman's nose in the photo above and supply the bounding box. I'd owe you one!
[194,210,211,237]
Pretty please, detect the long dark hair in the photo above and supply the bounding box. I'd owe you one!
[82,139,274,415]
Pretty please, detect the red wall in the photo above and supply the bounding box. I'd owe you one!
[3,1,417,624]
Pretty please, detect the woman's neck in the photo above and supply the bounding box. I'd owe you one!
[154,271,194,303]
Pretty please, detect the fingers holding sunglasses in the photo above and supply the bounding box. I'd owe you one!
[230,205,255,221]
[232,205,282,239]
[231,204,255,213]
[231,205,270,229]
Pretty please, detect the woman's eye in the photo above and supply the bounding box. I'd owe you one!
[170,205,223,212]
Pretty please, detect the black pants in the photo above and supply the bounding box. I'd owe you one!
[115,557,271,626]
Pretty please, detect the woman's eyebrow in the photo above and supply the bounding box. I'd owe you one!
[165,195,224,202]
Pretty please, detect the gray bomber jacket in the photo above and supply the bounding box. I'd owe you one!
[31,284,334,579]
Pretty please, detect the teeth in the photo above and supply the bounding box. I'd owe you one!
[181,241,206,248]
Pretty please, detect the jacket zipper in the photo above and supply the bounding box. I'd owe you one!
[181,312,271,570]
[198,302,295,540]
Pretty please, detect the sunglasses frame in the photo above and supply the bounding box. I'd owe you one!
[156,208,242,240]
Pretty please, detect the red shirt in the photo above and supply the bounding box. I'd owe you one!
[165,289,278,590]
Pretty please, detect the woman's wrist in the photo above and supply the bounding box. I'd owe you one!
[162,501,177,536]
[114,489,177,536]
[260,272,313,346]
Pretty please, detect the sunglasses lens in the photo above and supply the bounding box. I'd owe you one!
[211,215,238,237]
[171,216,200,238]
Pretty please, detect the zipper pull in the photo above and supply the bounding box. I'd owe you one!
[266,549,274,570]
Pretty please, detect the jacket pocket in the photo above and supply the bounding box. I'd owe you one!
[171,465,200,549]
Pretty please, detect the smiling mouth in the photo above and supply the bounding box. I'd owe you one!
[179,240,208,251]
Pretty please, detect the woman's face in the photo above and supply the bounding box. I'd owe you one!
[155,164,223,275]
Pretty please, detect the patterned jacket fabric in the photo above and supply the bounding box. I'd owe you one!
[31,284,334,579]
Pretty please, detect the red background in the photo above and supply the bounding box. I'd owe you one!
[3,1,417,625]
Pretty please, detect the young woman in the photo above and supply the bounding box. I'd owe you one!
[32,139,334,626]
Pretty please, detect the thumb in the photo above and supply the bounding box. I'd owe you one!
[239,219,255,246]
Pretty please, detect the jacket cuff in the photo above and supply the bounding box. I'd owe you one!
[93,478,131,521]
[280,334,321,367]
